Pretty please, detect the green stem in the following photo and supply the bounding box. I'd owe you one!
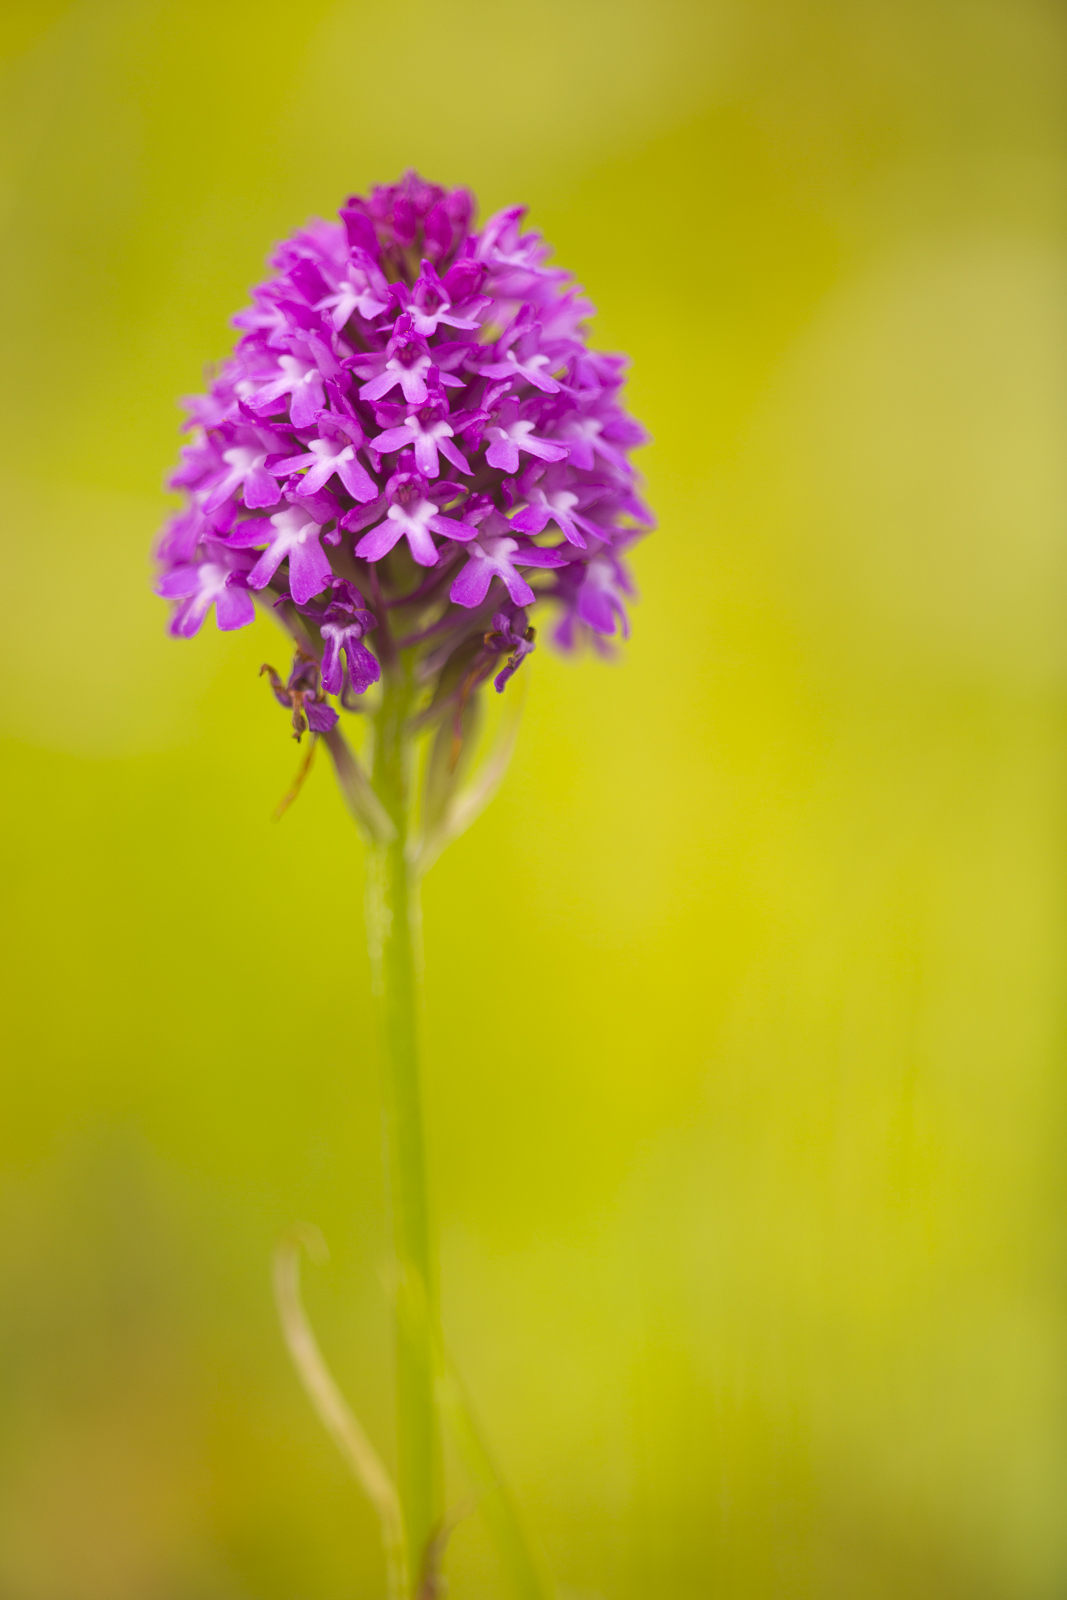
[366,654,442,1577]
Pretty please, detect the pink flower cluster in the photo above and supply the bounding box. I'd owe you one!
[155,171,652,715]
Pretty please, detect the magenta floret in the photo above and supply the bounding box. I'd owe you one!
[155,170,652,702]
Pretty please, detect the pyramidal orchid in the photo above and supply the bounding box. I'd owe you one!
[155,171,652,1600]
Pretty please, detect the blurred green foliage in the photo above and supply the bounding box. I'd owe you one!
[0,2,1065,1596]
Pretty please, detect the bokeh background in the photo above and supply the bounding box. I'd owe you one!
[1,2,1065,1596]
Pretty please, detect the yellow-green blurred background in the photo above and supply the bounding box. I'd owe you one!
[1,2,1065,1595]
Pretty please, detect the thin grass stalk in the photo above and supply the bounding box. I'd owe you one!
[273,1227,409,1600]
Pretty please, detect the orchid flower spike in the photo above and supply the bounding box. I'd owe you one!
[154,169,652,757]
